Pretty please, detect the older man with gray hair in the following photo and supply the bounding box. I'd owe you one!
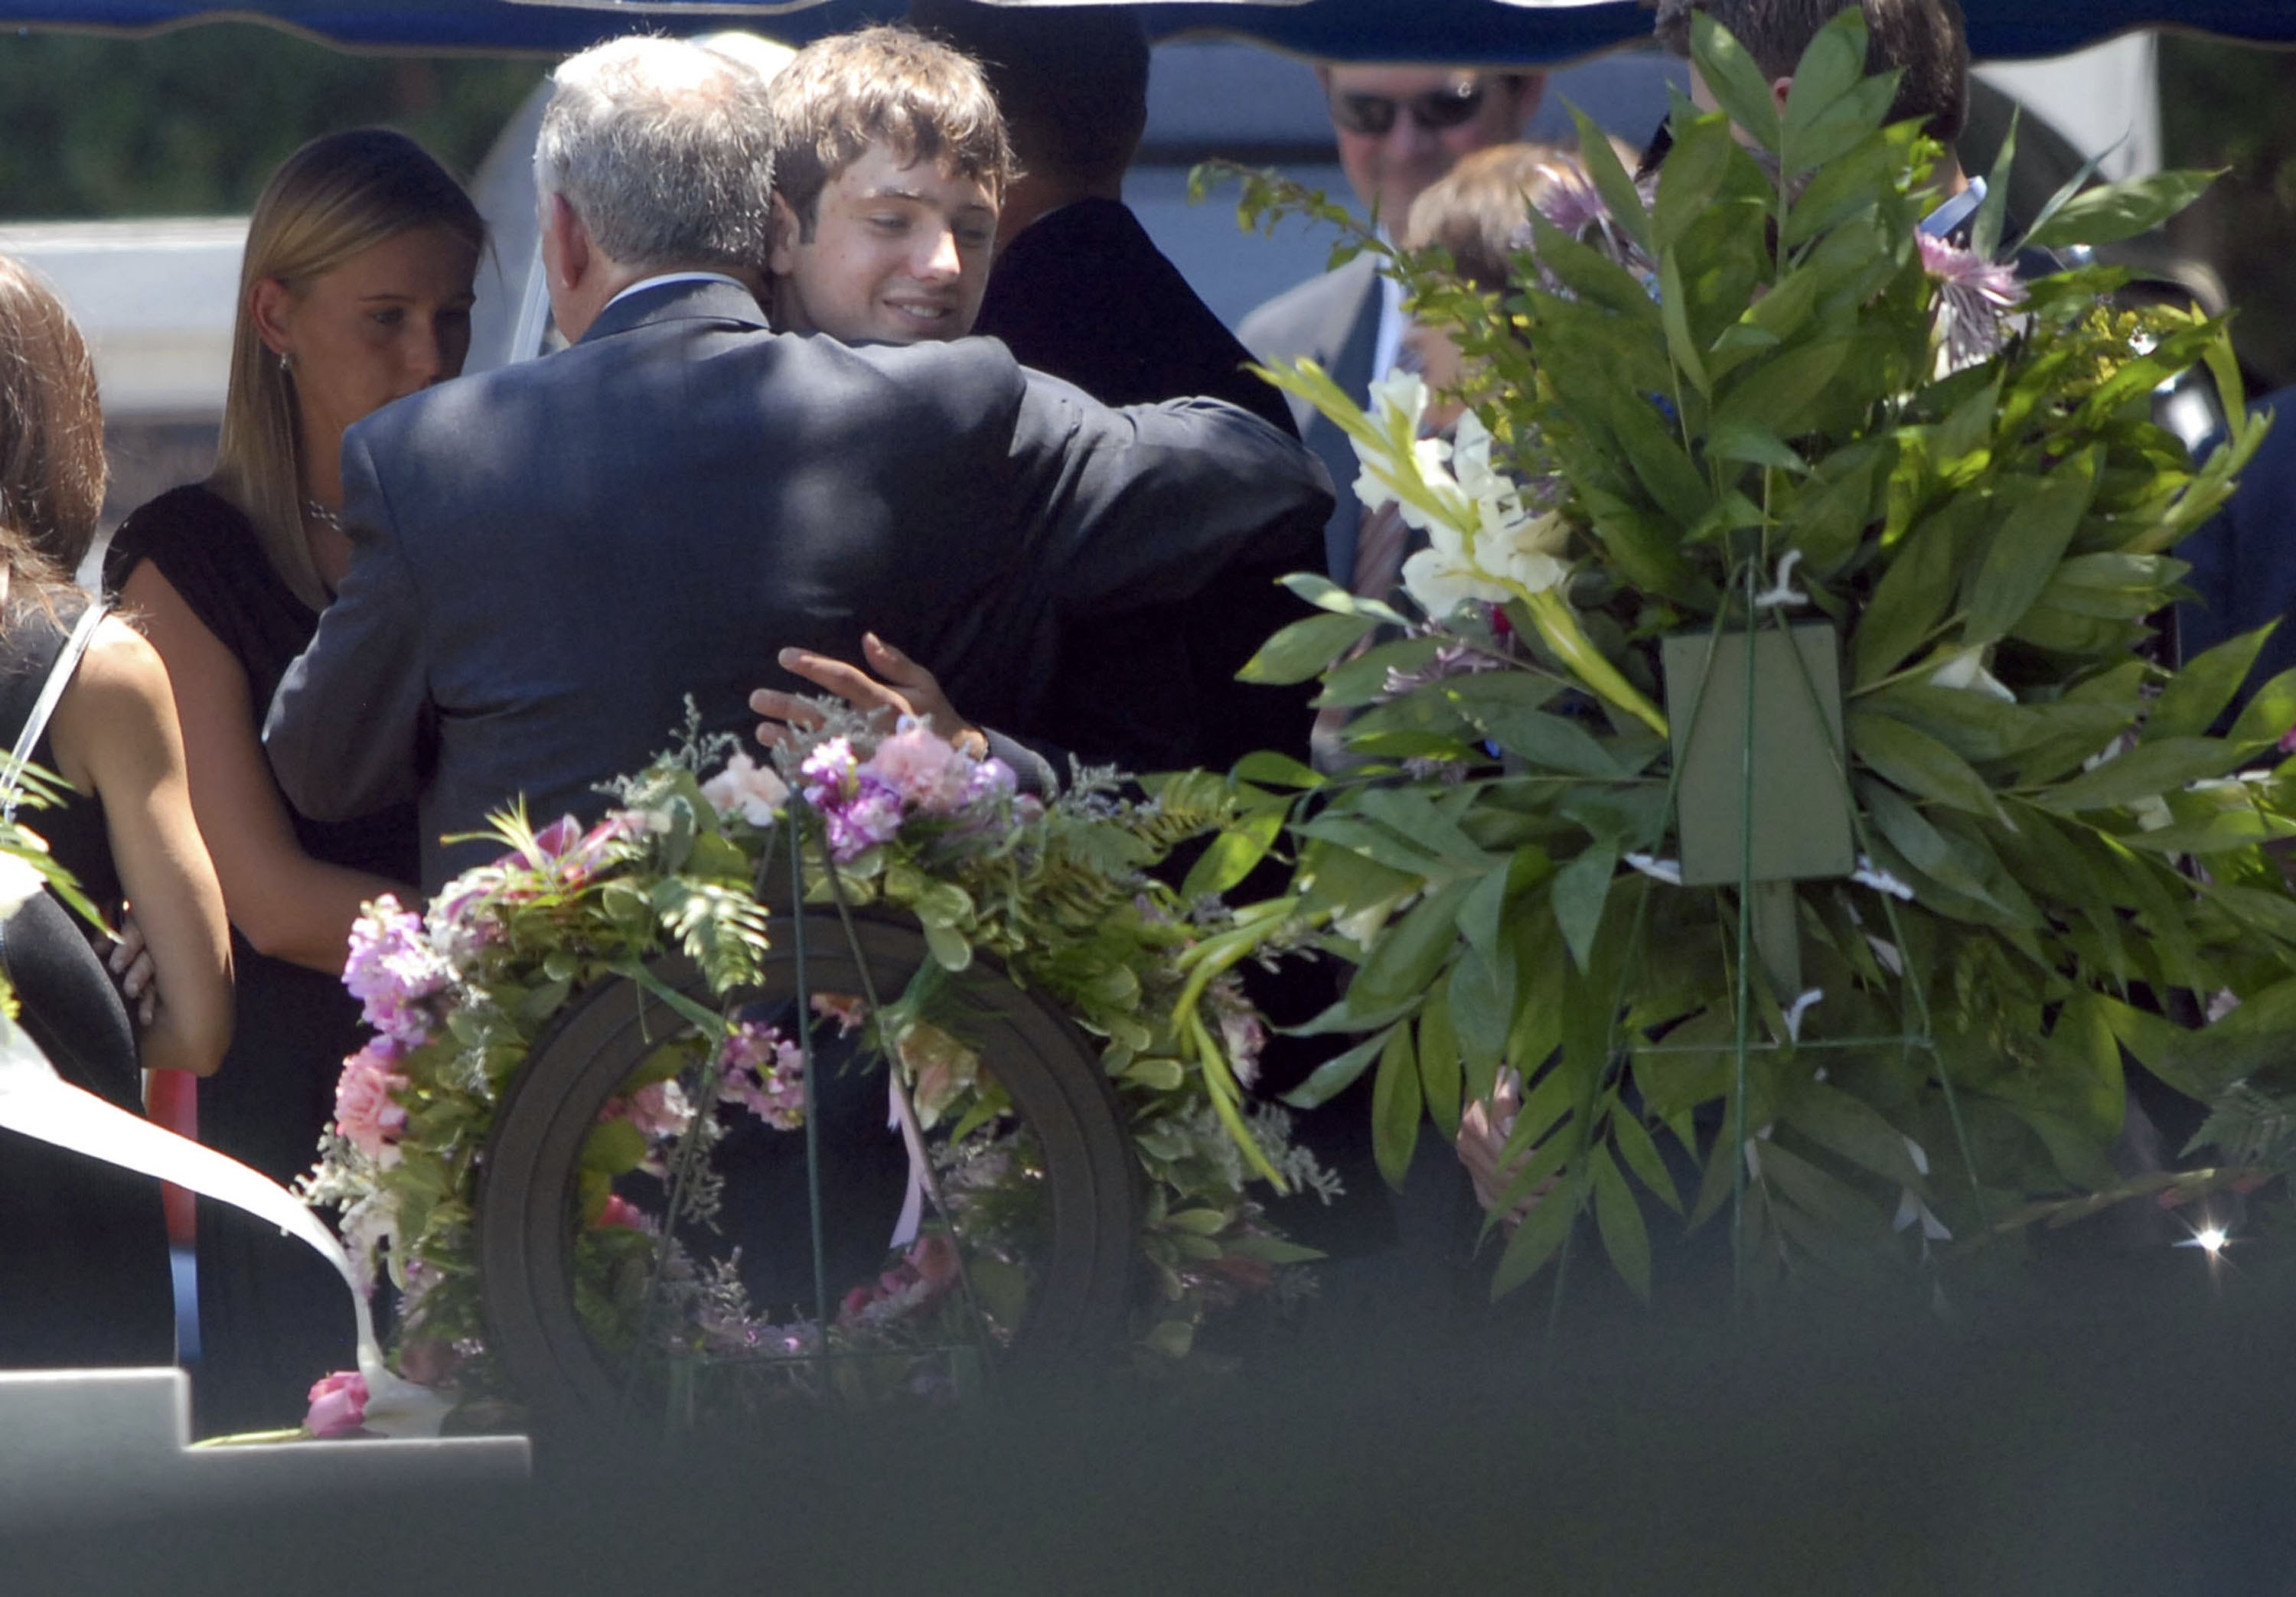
[263,34,1332,891]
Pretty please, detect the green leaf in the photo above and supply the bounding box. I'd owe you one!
[1466,704,1627,778]
[1371,1022,1423,1190]
[1714,338,1852,444]
[1590,1148,1652,1304]
[1658,249,1713,395]
[1780,438,1887,574]
[1654,105,1736,251]
[1551,842,1619,973]
[1418,989,1463,1141]
[1782,1081,1928,1193]
[2146,623,2274,741]
[1489,1165,1580,1299]
[1351,879,1469,1010]
[1278,1027,1391,1110]
[1239,611,1377,685]
[1690,11,1782,152]
[1962,455,2099,646]
[922,920,974,972]
[1123,1058,1186,1091]
[1279,569,1411,628]
[1610,1106,1683,1214]
[1779,8,1871,160]
[1181,807,1284,900]
[1230,750,1325,789]
[1570,102,1655,259]
[2023,169,2218,251]
[1852,497,1972,686]
[1971,108,2017,262]
[2226,665,2296,749]
[581,1119,647,1178]
[2033,737,2245,813]
[1707,418,1809,474]
[1848,708,2005,823]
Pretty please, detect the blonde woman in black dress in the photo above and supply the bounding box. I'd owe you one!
[107,129,480,1431]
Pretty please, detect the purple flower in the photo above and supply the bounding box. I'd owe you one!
[1530,159,1607,239]
[822,774,904,862]
[961,756,1016,806]
[1919,233,2027,371]
[799,737,860,806]
[1381,642,1505,700]
[343,895,449,1047]
[717,1019,806,1131]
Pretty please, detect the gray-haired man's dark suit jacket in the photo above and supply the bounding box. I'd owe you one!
[1238,253,1381,586]
[263,278,1332,888]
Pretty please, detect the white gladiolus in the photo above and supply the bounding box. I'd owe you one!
[1351,390,1573,621]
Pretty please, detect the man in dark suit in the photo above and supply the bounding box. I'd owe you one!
[263,34,1332,891]
[909,0,1313,771]
[1238,64,1541,584]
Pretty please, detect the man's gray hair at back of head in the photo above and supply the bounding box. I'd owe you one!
[536,35,778,272]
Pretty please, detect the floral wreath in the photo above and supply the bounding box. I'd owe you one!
[298,712,1333,1431]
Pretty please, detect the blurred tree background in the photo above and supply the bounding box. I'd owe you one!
[0,24,541,214]
[2161,33,2296,394]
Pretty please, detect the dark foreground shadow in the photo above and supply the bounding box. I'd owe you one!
[14,1246,2295,1596]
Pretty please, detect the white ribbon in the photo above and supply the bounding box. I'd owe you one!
[0,1015,448,1437]
[885,1072,929,1251]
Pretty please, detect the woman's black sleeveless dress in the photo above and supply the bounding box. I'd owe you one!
[109,486,419,1433]
[0,596,176,1367]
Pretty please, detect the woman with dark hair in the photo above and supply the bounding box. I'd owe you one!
[0,253,233,1367]
[106,127,482,1431]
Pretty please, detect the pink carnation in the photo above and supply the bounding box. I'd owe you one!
[305,1370,369,1438]
[334,1042,409,1161]
[860,719,973,816]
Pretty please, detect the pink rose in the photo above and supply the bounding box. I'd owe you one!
[334,1044,409,1161]
[596,1194,648,1230]
[305,1370,369,1438]
[701,752,789,827]
[860,719,972,816]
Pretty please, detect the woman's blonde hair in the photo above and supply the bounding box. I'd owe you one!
[210,128,481,610]
[0,253,103,607]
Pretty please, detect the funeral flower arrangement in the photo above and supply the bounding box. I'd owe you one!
[1204,11,2296,1302]
[300,712,1328,1424]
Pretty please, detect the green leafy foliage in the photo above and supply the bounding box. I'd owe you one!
[1200,9,2294,1309]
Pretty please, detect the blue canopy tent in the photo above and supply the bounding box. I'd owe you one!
[1,0,2292,62]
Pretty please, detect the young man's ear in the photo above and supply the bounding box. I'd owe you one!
[766,192,802,277]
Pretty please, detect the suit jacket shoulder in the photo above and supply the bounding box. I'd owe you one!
[1238,253,1381,373]
[974,199,1293,436]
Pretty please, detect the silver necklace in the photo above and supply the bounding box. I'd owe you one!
[303,499,346,534]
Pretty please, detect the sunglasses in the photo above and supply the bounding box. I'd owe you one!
[1329,80,1488,139]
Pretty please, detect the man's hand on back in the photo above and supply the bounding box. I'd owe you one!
[751,632,987,756]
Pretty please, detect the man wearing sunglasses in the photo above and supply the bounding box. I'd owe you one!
[1240,64,1542,584]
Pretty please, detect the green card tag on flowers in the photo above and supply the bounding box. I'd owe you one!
[1662,621,1854,888]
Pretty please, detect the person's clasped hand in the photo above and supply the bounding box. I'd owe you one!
[1455,1067,1558,1232]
